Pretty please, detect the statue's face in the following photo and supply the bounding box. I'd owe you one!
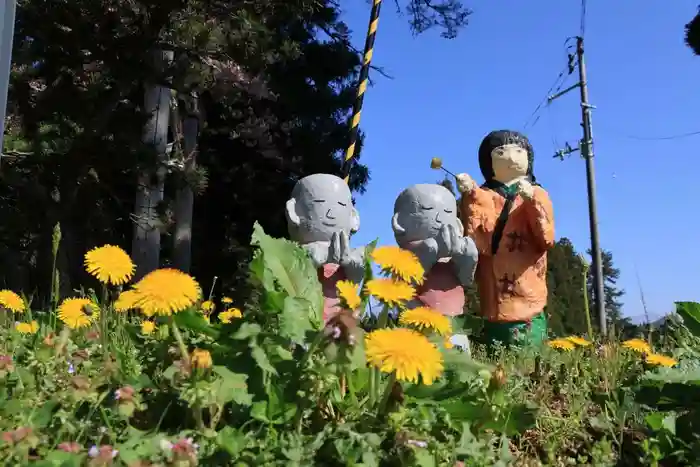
[491,143,529,184]
[289,174,358,243]
[394,184,461,244]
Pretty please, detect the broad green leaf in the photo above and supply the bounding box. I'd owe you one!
[250,343,277,375]
[675,301,700,337]
[646,412,676,435]
[217,426,247,457]
[250,222,323,327]
[280,296,314,344]
[30,400,58,428]
[642,367,700,385]
[232,322,261,340]
[413,450,436,467]
[211,366,253,406]
[174,309,219,339]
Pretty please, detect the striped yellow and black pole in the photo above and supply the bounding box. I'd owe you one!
[342,0,382,184]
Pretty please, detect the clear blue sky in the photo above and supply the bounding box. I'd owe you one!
[342,0,700,322]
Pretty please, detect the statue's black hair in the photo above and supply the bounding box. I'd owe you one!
[478,130,536,184]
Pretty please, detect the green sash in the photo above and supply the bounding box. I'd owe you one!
[481,312,548,348]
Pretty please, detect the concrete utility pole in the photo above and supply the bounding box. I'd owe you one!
[0,0,17,163]
[549,35,607,337]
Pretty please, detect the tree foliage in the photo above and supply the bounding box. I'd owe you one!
[1,0,370,303]
[685,6,700,56]
[404,0,473,38]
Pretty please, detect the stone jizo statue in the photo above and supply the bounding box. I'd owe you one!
[392,182,478,314]
[286,174,365,322]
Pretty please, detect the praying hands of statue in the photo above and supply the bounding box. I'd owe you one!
[436,224,478,287]
[329,231,365,283]
[436,224,470,259]
[303,241,330,268]
[405,237,440,272]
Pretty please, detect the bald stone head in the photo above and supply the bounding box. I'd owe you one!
[392,184,463,246]
[286,173,360,243]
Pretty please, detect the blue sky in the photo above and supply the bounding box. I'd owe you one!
[342,0,700,322]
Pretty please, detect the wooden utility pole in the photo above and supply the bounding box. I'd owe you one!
[132,49,173,279]
[0,0,16,163]
[172,93,199,272]
[550,35,607,337]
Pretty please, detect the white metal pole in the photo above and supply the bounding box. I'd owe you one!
[0,0,17,163]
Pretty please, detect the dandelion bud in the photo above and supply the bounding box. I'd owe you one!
[489,364,507,389]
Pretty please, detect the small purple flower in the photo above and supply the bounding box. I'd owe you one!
[68,363,75,374]
[114,390,121,400]
[88,446,99,458]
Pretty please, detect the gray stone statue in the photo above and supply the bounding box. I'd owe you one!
[286,174,365,322]
[392,184,479,352]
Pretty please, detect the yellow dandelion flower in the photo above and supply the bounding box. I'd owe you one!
[221,296,233,304]
[365,328,444,385]
[84,245,134,286]
[0,290,25,313]
[15,320,39,334]
[565,336,592,347]
[444,337,454,349]
[622,338,652,354]
[644,354,678,367]
[547,338,575,351]
[191,348,213,369]
[57,298,99,329]
[131,268,201,317]
[400,307,452,335]
[219,308,242,323]
[114,290,139,312]
[365,278,415,307]
[371,246,425,285]
[336,280,362,309]
[201,300,215,314]
[141,320,156,335]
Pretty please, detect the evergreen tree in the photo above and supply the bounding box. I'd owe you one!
[545,238,588,336]
[686,6,700,55]
[0,0,370,302]
[587,248,629,337]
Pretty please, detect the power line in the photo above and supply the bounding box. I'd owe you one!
[608,129,700,141]
[522,65,569,130]
[522,38,577,131]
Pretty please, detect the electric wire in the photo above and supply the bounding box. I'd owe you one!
[521,65,569,131]
[522,38,578,131]
[602,128,700,141]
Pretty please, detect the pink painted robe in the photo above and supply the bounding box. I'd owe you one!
[416,259,465,317]
[318,263,347,323]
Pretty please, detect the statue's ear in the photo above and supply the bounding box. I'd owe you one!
[391,212,406,236]
[350,207,360,233]
[285,198,301,226]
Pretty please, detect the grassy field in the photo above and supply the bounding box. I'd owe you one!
[0,225,698,466]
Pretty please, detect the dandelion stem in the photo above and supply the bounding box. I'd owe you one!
[377,372,397,415]
[169,319,190,365]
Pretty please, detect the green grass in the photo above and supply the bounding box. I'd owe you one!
[1,226,699,466]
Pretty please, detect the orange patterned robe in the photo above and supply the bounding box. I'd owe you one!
[459,184,554,323]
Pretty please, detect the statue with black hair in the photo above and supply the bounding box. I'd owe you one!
[456,130,555,348]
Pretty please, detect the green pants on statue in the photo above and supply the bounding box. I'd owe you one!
[481,312,548,348]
